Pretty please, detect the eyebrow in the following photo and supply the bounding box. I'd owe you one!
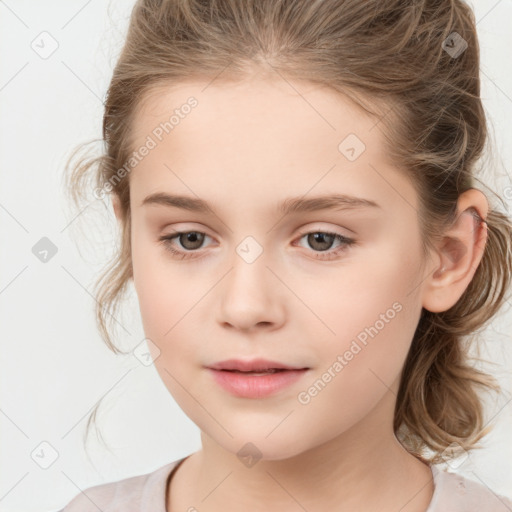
[141,192,381,215]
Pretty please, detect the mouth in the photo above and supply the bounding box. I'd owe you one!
[205,359,310,398]
[219,368,292,375]
[207,358,309,373]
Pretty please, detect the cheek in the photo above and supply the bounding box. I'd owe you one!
[305,238,423,385]
[131,223,185,340]
[295,284,420,437]
[131,225,210,378]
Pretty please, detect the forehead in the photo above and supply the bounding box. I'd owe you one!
[131,77,382,152]
[127,77,418,217]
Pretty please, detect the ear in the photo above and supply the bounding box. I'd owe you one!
[421,188,489,313]
[111,193,133,280]
[112,194,123,222]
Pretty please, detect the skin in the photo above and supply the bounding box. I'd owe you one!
[113,76,488,512]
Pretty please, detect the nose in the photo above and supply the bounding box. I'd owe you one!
[217,250,286,333]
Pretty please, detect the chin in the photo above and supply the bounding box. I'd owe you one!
[214,431,310,464]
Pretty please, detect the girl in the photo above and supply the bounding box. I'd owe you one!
[61,0,512,510]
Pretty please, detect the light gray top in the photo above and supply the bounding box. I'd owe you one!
[57,456,512,511]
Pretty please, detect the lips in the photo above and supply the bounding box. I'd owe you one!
[207,358,308,372]
[205,358,310,398]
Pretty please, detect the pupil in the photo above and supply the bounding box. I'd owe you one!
[181,232,203,249]
[309,232,333,251]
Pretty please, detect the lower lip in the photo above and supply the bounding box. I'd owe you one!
[207,368,309,398]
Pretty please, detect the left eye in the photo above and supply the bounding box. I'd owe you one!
[158,230,355,260]
[295,231,354,256]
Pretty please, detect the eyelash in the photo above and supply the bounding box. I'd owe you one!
[158,229,356,261]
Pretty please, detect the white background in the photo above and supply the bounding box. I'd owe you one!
[0,1,511,511]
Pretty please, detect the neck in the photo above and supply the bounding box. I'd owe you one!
[168,390,434,512]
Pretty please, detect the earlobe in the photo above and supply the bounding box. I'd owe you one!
[421,189,489,313]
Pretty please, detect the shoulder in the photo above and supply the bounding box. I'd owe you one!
[57,457,184,512]
[428,465,512,512]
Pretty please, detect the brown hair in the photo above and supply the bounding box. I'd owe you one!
[65,0,512,465]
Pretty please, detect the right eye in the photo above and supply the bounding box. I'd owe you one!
[158,231,213,259]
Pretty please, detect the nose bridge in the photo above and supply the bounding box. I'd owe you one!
[217,233,285,330]
[227,234,271,302]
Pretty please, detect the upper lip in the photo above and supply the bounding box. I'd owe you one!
[207,358,308,371]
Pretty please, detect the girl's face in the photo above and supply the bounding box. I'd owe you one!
[127,77,431,460]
